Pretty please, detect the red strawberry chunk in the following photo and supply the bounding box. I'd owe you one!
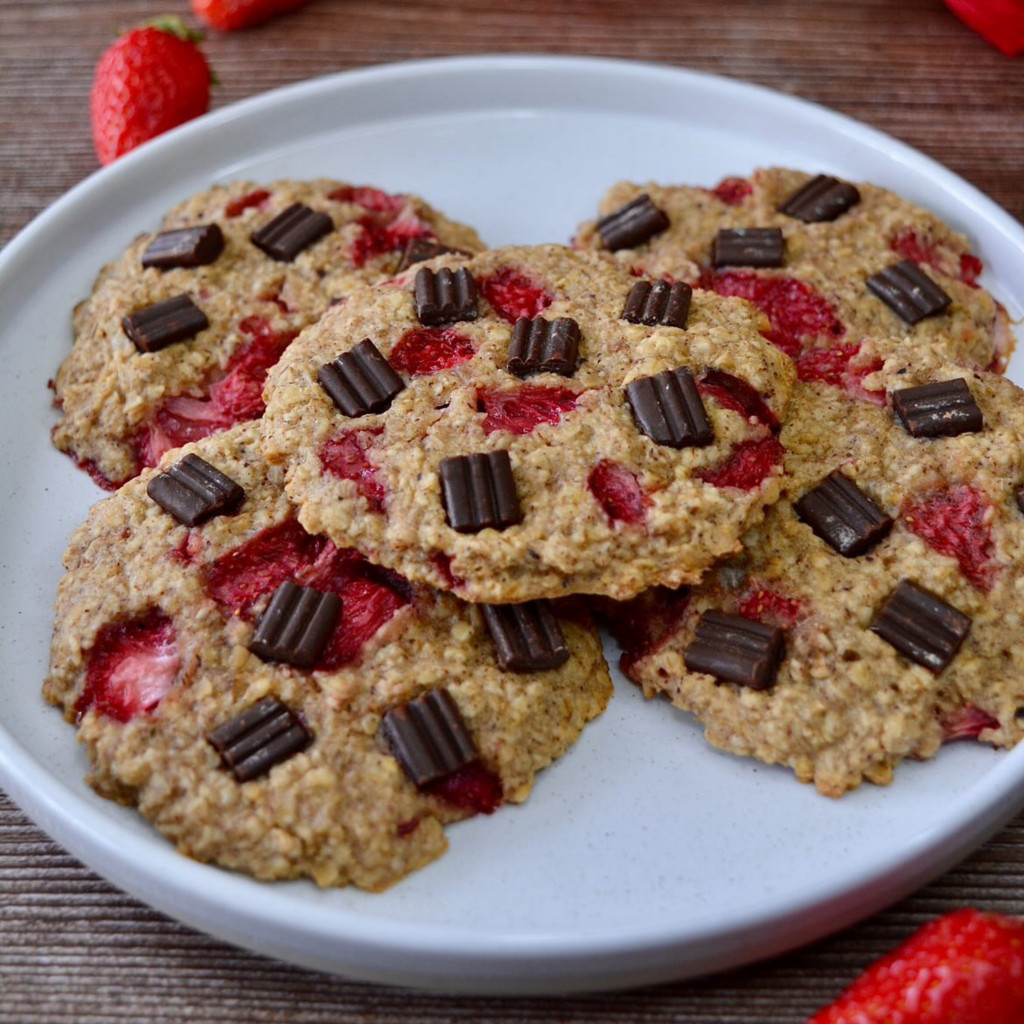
[315,576,408,671]
[943,0,1024,56]
[328,185,406,217]
[477,384,578,435]
[696,436,785,491]
[697,368,779,431]
[319,428,387,513]
[699,269,845,358]
[942,705,1001,742]
[807,908,1024,1024]
[479,268,553,323]
[708,176,753,206]
[204,518,330,614]
[225,189,271,218]
[140,317,298,468]
[431,551,465,589]
[205,518,410,666]
[77,610,180,722]
[903,486,997,592]
[890,227,982,287]
[390,327,475,375]
[349,213,434,267]
[795,342,886,405]
[588,459,649,524]
[590,587,691,673]
[426,762,504,815]
[737,587,801,628]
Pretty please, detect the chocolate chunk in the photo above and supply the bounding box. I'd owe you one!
[480,601,570,672]
[870,579,970,672]
[794,470,893,557]
[146,453,244,526]
[684,610,785,690]
[122,294,209,352]
[249,581,341,668]
[382,688,478,787]
[625,366,714,448]
[207,696,313,783]
[892,378,983,438]
[396,238,465,272]
[711,228,785,268]
[251,203,333,262]
[777,174,861,223]
[318,339,405,417]
[413,266,478,326]
[621,280,692,329]
[507,317,581,378]
[867,260,951,324]
[439,451,521,533]
[596,194,670,251]
[141,224,224,269]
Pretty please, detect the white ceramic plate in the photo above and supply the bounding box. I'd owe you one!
[2,56,1024,996]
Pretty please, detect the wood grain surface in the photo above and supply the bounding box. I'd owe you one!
[2,0,1023,1020]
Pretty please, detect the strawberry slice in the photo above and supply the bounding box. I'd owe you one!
[903,486,997,592]
[707,175,753,206]
[589,586,691,673]
[942,705,1001,741]
[699,269,845,358]
[140,316,297,468]
[425,762,504,815]
[477,384,577,435]
[319,428,387,512]
[795,343,886,405]
[349,213,434,267]
[77,610,180,722]
[696,436,785,491]
[327,185,406,216]
[697,368,779,431]
[389,327,475,375]
[588,459,649,524]
[225,188,271,218]
[479,268,553,324]
[807,908,1024,1023]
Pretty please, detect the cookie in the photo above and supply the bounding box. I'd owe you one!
[51,180,484,488]
[44,421,611,890]
[603,345,1024,797]
[260,244,797,604]
[574,167,1014,379]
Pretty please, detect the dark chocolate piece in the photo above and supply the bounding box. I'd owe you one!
[480,601,570,672]
[249,581,341,668]
[625,366,714,448]
[396,238,464,272]
[711,227,785,268]
[621,280,692,329]
[318,339,405,417]
[207,696,313,783]
[507,317,581,378]
[146,453,244,526]
[892,378,983,438]
[122,294,209,352]
[439,451,521,533]
[141,224,225,269]
[794,470,893,557]
[777,174,861,223]
[382,688,477,787]
[867,260,951,324]
[870,579,971,672]
[596,194,670,251]
[413,266,478,326]
[250,203,333,262]
[684,610,785,691]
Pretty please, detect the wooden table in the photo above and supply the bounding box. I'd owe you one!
[2,0,1023,1019]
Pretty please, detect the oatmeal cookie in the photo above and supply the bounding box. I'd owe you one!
[261,244,796,604]
[44,421,610,890]
[605,344,1024,796]
[51,180,483,488]
[574,167,1014,378]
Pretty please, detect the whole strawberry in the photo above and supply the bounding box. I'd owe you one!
[91,17,211,166]
[192,0,310,32]
[807,908,1024,1024]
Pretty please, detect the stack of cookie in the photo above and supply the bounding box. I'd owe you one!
[44,167,1023,889]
